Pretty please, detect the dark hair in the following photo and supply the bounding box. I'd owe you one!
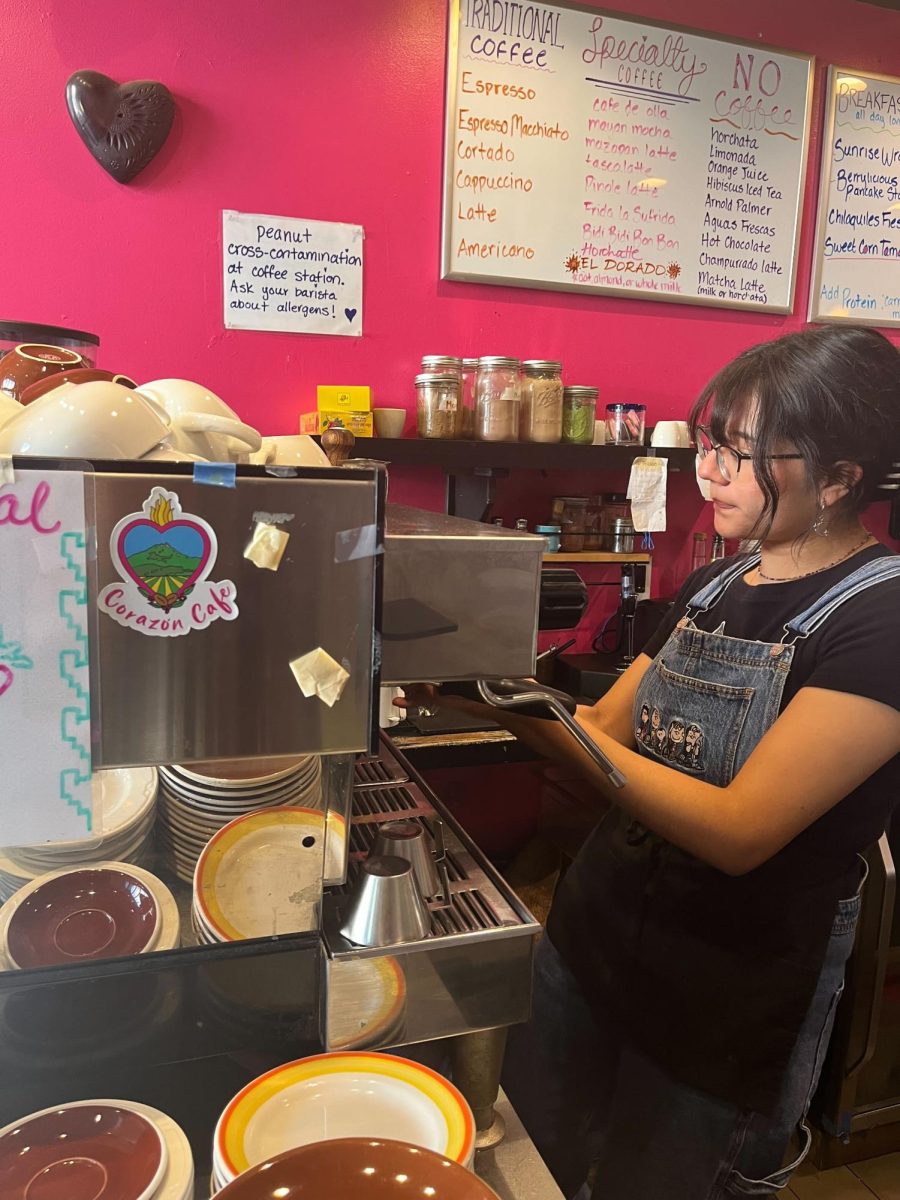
[689,325,900,535]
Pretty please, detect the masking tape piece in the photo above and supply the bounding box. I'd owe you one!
[0,455,14,485]
[244,522,290,571]
[335,523,381,563]
[193,461,237,488]
[289,647,350,708]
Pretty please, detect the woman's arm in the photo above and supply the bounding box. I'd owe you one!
[574,687,900,874]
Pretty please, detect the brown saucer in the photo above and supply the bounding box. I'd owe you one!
[5,868,158,968]
[0,1102,165,1199]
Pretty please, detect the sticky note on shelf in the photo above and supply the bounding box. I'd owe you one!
[244,522,290,571]
[289,647,350,708]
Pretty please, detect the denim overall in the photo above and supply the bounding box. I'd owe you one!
[508,553,900,1199]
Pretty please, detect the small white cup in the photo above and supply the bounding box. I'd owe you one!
[650,420,691,448]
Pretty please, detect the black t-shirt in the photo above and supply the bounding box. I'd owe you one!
[547,543,900,1115]
[643,543,900,883]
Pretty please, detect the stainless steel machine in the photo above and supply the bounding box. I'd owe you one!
[0,458,559,1157]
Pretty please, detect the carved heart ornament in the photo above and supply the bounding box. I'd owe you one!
[66,70,175,183]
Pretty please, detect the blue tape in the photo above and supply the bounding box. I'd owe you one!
[193,461,237,489]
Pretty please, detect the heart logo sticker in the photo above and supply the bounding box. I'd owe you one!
[344,308,357,322]
[98,487,238,638]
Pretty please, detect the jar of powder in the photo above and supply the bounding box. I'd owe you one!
[520,360,563,443]
[416,373,460,439]
[475,357,521,442]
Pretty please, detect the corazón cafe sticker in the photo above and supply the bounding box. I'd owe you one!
[98,487,238,637]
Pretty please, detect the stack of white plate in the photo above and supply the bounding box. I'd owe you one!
[211,1051,476,1191]
[0,768,158,902]
[0,1098,193,1200]
[156,756,322,883]
[191,806,343,943]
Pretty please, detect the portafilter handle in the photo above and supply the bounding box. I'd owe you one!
[440,678,626,789]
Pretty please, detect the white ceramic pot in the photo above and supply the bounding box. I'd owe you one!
[138,379,262,463]
[249,435,329,468]
[0,381,173,459]
[0,392,23,430]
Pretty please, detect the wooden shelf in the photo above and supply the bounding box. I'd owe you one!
[347,437,695,473]
[543,552,652,563]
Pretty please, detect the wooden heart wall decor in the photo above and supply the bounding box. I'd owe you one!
[66,70,175,183]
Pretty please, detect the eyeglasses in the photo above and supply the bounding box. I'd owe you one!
[695,426,804,482]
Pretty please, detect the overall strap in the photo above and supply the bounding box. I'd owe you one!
[783,556,900,644]
[686,553,762,613]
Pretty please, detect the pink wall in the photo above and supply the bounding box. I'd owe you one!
[3,0,899,644]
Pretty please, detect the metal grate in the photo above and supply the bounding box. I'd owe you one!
[352,785,422,818]
[354,754,408,787]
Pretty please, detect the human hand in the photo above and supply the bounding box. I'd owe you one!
[394,683,440,718]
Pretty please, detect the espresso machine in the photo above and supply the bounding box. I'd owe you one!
[0,459,611,1163]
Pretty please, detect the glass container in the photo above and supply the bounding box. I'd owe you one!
[561,386,597,444]
[610,517,636,554]
[461,357,477,439]
[551,495,590,552]
[475,356,521,442]
[607,402,646,446]
[598,493,629,550]
[0,321,99,367]
[520,360,563,443]
[415,372,460,439]
[692,531,709,572]
[420,355,462,377]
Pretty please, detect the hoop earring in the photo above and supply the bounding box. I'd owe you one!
[812,501,830,537]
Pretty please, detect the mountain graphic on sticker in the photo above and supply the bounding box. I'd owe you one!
[119,491,211,610]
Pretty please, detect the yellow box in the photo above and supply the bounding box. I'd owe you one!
[299,409,374,437]
[316,385,372,413]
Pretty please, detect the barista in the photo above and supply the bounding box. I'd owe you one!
[403,326,900,1200]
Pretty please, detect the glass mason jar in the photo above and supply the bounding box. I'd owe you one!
[460,357,477,439]
[421,355,462,378]
[415,372,460,439]
[562,385,598,444]
[475,356,521,442]
[520,360,563,443]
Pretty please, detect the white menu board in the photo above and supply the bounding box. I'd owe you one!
[442,2,813,312]
[0,469,92,846]
[810,67,900,328]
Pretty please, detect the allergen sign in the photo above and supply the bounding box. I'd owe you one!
[223,210,364,336]
[0,470,93,844]
[98,487,239,637]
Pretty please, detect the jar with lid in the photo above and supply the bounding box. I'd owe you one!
[606,402,646,446]
[420,356,462,378]
[562,386,598,444]
[520,360,563,443]
[610,517,636,554]
[552,496,590,551]
[415,373,460,439]
[475,357,521,442]
[598,493,630,550]
[461,358,477,439]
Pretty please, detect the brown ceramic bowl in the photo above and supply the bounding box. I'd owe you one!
[0,343,84,401]
[216,1138,501,1200]
[19,368,137,404]
[0,1102,166,1200]
[5,867,159,968]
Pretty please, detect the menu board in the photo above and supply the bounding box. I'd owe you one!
[0,469,92,846]
[810,67,900,328]
[441,2,813,312]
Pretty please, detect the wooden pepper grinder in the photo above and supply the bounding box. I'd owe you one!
[321,418,355,465]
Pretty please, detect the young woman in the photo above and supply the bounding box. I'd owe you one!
[405,325,900,1199]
